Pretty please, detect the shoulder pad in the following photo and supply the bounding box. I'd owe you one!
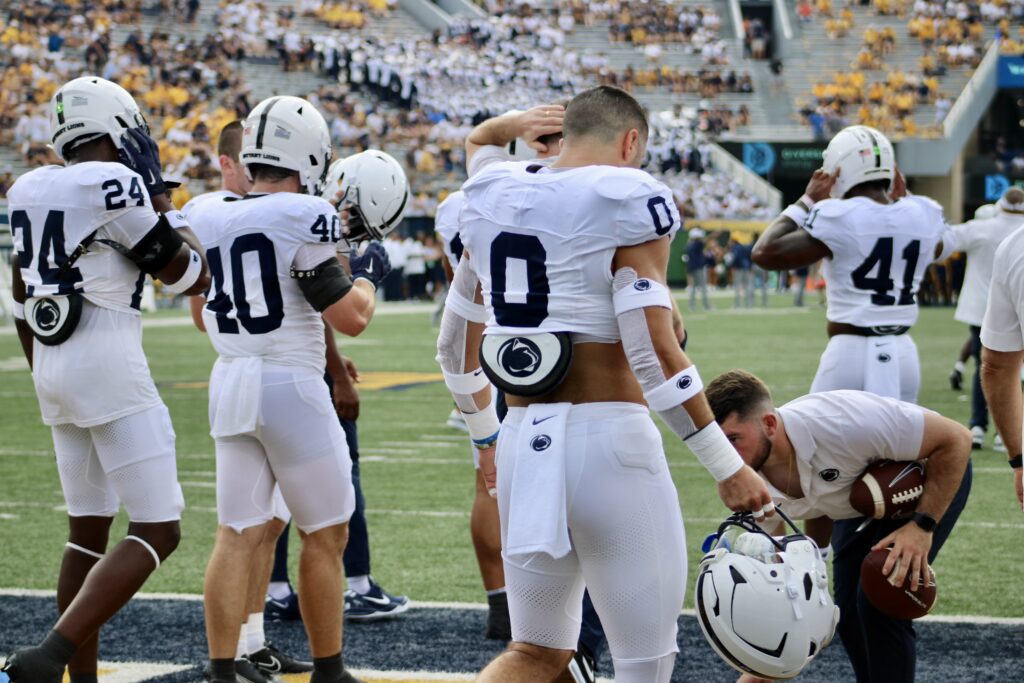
[71,161,143,188]
[904,194,945,221]
[810,198,847,218]
[276,193,337,221]
[590,167,665,201]
[461,160,516,193]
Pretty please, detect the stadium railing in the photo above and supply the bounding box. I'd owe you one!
[400,0,452,30]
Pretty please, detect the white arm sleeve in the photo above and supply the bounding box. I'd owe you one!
[436,257,498,443]
[293,242,339,270]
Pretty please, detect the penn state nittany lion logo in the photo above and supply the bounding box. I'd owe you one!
[634,279,652,291]
[677,376,692,390]
[819,468,840,482]
[33,298,61,332]
[531,435,552,451]
[878,353,892,363]
[497,337,542,378]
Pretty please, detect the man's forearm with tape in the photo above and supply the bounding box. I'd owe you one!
[613,267,747,483]
[436,258,500,452]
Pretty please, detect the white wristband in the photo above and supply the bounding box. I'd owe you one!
[353,276,377,292]
[164,210,189,230]
[161,248,203,294]
[643,366,704,412]
[443,368,490,395]
[13,301,25,320]
[781,203,809,227]
[463,407,500,446]
[798,194,816,210]
[684,421,745,482]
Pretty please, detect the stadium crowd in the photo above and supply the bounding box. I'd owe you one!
[798,0,1021,138]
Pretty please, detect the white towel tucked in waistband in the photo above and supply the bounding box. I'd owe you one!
[863,338,900,399]
[210,356,263,438]
[504,402,573,560]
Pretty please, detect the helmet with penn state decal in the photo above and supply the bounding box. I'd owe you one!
[323,150,409,241]
[49,76,148,161]
[821,125,895,199]
[241,96,332,195]
[695,510,839,680]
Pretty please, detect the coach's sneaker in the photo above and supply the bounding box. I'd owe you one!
[344,579,410,621]
[567,645,597,683]
[971,425,985,450]
[249,642,313,675]
[994,433,1007,452]
[485,591,512,641]
[264,590,301,622]
[949,366,963,391]
[446,408,469,432]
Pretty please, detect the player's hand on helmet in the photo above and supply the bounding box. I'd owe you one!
[516,104,565,154]
[718,465,775,521]
[805,167,839,203]
[350,241,391,289]
[119,127,169,198]
[873,522,933,592]
[888,167,907,201]
[478,443,497,498]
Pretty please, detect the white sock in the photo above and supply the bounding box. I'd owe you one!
[485,587,506,597]
[246,613,265,654]
[267,581,292,601]
[347,574,371,595]
[236,623,248,659]
[954,360,965,373]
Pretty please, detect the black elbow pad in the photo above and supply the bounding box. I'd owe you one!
[291,258,353,312]
[129,215,185,274]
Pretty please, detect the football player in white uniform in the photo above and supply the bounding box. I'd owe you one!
[705,370,972,683]
[435,104,566,643]
[187,96,389,683]
[753,126,957,403]
[3,76,210,683]
[436,86,772,683]
[184,120,313,681]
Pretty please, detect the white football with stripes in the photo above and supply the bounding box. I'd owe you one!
[849,460,926,520]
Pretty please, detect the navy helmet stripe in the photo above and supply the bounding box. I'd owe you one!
[255,97,282,149]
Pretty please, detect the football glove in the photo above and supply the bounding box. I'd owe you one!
[349,242,391,290]
[119,127,170,198]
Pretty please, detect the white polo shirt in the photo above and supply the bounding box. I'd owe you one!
[953,210,1024,327]
[981,224,1024,353]
[770,390,928,520]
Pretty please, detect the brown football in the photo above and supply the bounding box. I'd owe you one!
[860,547,937,620]
[849,460,925,520]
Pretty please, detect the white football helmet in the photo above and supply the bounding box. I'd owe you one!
[50,76,148,161]
[323,150,409,241]
[974,203,997,220]
[696,511,839,680]
[821,125,895,199]
[241,96,332,195]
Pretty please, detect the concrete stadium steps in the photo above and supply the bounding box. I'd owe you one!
[784,6,991,130]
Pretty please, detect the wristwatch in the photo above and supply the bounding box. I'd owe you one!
[909,512,937,533]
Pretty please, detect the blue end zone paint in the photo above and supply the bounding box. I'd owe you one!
[1,596,1021,681]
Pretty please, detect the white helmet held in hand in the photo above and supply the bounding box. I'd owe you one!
[695,511,839,680]
[241,96,332,195]
[821,125,895,199]
[50,76,148,161]
[323,150,409,241]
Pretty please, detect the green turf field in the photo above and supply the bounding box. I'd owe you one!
[0,294,1020,619]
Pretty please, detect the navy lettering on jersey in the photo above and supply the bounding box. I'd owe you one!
[205,234,284,334]
[490,232,549,327]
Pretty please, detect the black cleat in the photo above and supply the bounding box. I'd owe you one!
[203,657,273,683]
[485,591,512,641]
[2,647,67,683]
[249,642,313,675]
[310,670,366,683]
[949,368,963,391]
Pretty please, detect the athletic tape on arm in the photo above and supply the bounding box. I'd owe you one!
[162,248,203,294]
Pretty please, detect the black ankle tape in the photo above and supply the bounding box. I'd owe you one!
[70,673,98,683]
[209,658,235,680]
[41,630,77,664]
[313,652,344,678]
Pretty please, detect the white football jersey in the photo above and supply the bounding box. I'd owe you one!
[803,195,951,327]
[460,161,681,340]
[182,189,240,245]
[434,190,464,271]
[8,162,160,314]
[186,192,341,372]
[772,390,928,520]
